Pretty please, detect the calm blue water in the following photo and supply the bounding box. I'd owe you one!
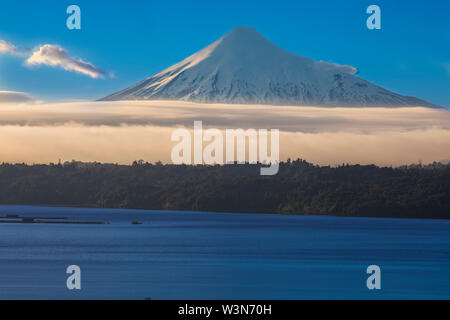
[0,205,449,300]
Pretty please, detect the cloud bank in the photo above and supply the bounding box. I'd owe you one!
[25,44,105,79]
[0,100,448,132]
[0,91,34,103]
[0,100,449,166]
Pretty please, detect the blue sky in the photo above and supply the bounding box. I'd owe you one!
[0,0,449,106]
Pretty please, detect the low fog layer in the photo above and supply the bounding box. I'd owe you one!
[0,100,449,166]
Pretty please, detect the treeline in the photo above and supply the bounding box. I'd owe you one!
[0,159,449,219]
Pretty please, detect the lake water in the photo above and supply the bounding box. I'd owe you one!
[0,205,449,299]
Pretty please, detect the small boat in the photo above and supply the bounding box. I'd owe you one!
[131,221,143,225]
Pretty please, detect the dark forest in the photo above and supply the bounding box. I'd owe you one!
[0,159,449,219]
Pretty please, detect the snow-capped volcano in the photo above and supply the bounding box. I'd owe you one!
[101,26,440,108]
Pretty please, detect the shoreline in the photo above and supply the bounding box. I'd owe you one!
[0,203,449,222]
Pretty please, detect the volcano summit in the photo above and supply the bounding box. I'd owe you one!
[101,26,440,108]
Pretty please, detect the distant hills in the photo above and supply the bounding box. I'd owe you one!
[101,26,441,108]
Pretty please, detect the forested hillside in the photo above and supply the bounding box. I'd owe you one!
[0,159,448,219]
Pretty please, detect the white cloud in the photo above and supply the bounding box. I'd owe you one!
[0,91,34,103]
[317,60,358,75]
[25,44,105,79]
[0,40,20,55]
[1,40,109,78]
